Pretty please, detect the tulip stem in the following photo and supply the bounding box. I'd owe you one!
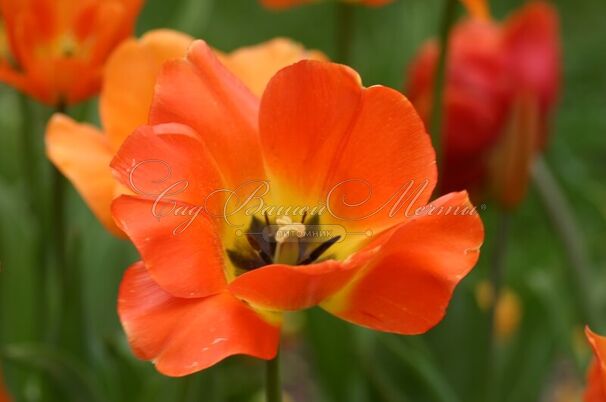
[50,103,69,343]
[336,2,354,64]
[17,95,48,337]
[486,209,511,400]
[430,0,458,171]
[532,156,598,327]
[266,349,282,402]
[489,211,511,331]
[18,95,37,207]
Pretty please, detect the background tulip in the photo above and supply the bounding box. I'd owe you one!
[0,0,144,106]
[407,1,560,208]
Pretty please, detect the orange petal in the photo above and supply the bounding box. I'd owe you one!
[585,327,606,402]
[0,369,11,402]
[322,191,484,334]
[119,262,280,377]
[259,60,436,232]
[111,124,223,206]
[0,63,47,102]
[488,93,539,209]
[220,38,327,97]
[150,40,265,188]
[112,195,226,299]
[229,260,359,311]
[459,0,490,20]
[101,30,193,151]
[84,0,144,64]
[45,114,121,235]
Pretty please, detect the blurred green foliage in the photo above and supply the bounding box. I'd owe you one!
[1,0,605,401]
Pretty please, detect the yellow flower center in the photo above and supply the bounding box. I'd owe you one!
[226,213,341,274]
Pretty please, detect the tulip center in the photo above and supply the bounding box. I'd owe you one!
[227,213,340,272]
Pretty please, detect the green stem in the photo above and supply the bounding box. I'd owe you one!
[488,211,511,336]
[17,95,48,339]
[18,95,36,206]
[430,0,458,173]
[265,350,282,402]
[50,103,69,343]
[532,156,598,327]
[486,210,511,401]
[335,2,354,64]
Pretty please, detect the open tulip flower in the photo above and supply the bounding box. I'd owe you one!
[0,0,143,106]
[584,327,606,402]
[46,32,325,235]
[110,40,484,376]
[407,1,560,208]
[261,0,393,10]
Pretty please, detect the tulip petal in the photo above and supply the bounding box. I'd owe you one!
[0,63,43,101]
[259,60,436,232]
[112,195,226,299]
[111,124,223,206]
[322,191,484,334]
[229,260,359,311]
[150,40,265,188]
[119,262,280,377]
[585,360,606,402]
[460,0,490,20]
[585,327,606,402]
[45,114,120,234]
[219,38,326,97]
[0,370,10,402]
[488,93,539,209]
[502,1,560,122]
[101,30,193,150]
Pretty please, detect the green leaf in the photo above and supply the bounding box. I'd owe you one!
[1,343,106,402]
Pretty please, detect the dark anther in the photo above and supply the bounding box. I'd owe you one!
[226,249,265,271]
[228,214,341,272]
[299,236,341,265]
[246,234,273,265]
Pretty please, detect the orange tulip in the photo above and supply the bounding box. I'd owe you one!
[45,34,326,235]
[0,0,143,106]
[584,327,606,401]
[261,0,392,9]
[407,1,560,208]
[111,40,484,376]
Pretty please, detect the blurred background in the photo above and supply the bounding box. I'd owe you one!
[0,0,605,401]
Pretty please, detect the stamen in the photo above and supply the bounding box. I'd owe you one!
[299,236,341,265]
[246,234,273,264]
[228,215,341,273]
[275,216,306,244]
[226,249,264,271]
